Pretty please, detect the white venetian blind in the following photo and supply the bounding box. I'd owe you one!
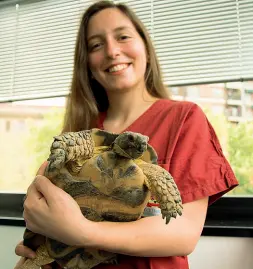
[118,0,153,35]
[124,0,253,85]
[0,3,16,100]
[0,0,90,102]
[0,0,253,102]
[239,0,253,80]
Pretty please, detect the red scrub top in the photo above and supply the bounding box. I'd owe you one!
[56,99,238,269]
[94,99,238,269]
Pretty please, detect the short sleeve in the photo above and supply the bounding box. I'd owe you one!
[169,104,238,205]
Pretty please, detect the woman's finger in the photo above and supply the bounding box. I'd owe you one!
[26,161,48,196]
[26,179,44,201]
[15,241,36,259]
[36,161,48,176]
[33,176,65,206]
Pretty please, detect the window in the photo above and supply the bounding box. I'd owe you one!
[186,86,200,98]
[0,97,66,191]
[170,87,180,96]
[211,88,224,99]
[1,0,253,236]
[211,105,224,115]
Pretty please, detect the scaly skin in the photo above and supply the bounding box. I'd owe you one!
[46,130,95,176]
[138,161,183,224]
[58,249,117,269]
[19,244,54,269]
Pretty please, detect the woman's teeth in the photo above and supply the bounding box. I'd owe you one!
[108,64,128,73]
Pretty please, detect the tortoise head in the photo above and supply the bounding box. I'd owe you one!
[112,132,149,159]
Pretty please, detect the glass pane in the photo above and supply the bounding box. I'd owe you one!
[171,81,253,196]
[0,97,66,191]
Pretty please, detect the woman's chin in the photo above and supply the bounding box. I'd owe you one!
[106,83,136,93]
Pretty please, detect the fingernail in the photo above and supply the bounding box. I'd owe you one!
[29,253,36,259]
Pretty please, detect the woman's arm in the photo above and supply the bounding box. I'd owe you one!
[88,197,208,257]
[24,174,208,257]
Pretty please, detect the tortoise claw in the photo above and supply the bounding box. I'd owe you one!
[161,204,182,224]
[166,216,171,224]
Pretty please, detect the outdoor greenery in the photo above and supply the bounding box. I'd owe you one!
[205,109,253,195]
[0,108,65,191]
[227,122,253,195]
[25,108,65,179]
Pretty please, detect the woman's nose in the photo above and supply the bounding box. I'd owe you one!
[105,40,120,59]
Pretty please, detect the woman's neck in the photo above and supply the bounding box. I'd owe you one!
[103,89,160,133]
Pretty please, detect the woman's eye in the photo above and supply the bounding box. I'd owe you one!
[90,43,102,51]
[119,35,130,41]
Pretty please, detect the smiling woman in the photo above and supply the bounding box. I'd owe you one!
[62,0,169,134]
[12,1,239,269]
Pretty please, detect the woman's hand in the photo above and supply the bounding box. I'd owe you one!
[14,241,53,269]
[23,163,94,247]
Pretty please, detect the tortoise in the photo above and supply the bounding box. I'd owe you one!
[20,128,183,269]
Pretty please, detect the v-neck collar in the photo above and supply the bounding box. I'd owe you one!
[97,99,164,133]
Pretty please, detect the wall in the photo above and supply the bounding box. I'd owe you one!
[0,225,22,268]
[188,236,253,269]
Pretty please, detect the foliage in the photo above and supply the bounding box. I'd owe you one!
[227,121,253,195]
[204,108,253,195]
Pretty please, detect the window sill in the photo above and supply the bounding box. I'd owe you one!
[202,196,253,237]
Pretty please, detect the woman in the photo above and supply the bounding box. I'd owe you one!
[14,1,238,268]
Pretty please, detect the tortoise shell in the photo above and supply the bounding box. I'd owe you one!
[22,129,182,269]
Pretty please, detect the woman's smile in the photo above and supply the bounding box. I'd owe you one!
[107,63,130,74]
[106,63,132,76]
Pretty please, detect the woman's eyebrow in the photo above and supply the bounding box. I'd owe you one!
[87,26,133,42]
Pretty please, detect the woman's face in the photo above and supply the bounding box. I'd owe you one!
[87,8,148,93]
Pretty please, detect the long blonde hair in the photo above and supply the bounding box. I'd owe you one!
[62,0,170,132]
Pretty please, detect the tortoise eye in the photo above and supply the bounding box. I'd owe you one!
[128,134,134,142]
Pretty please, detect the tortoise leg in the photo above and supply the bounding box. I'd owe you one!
[46,130,95,176]
[19,244,54,269]
[58,249,117,269]
[139,162,183,224]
